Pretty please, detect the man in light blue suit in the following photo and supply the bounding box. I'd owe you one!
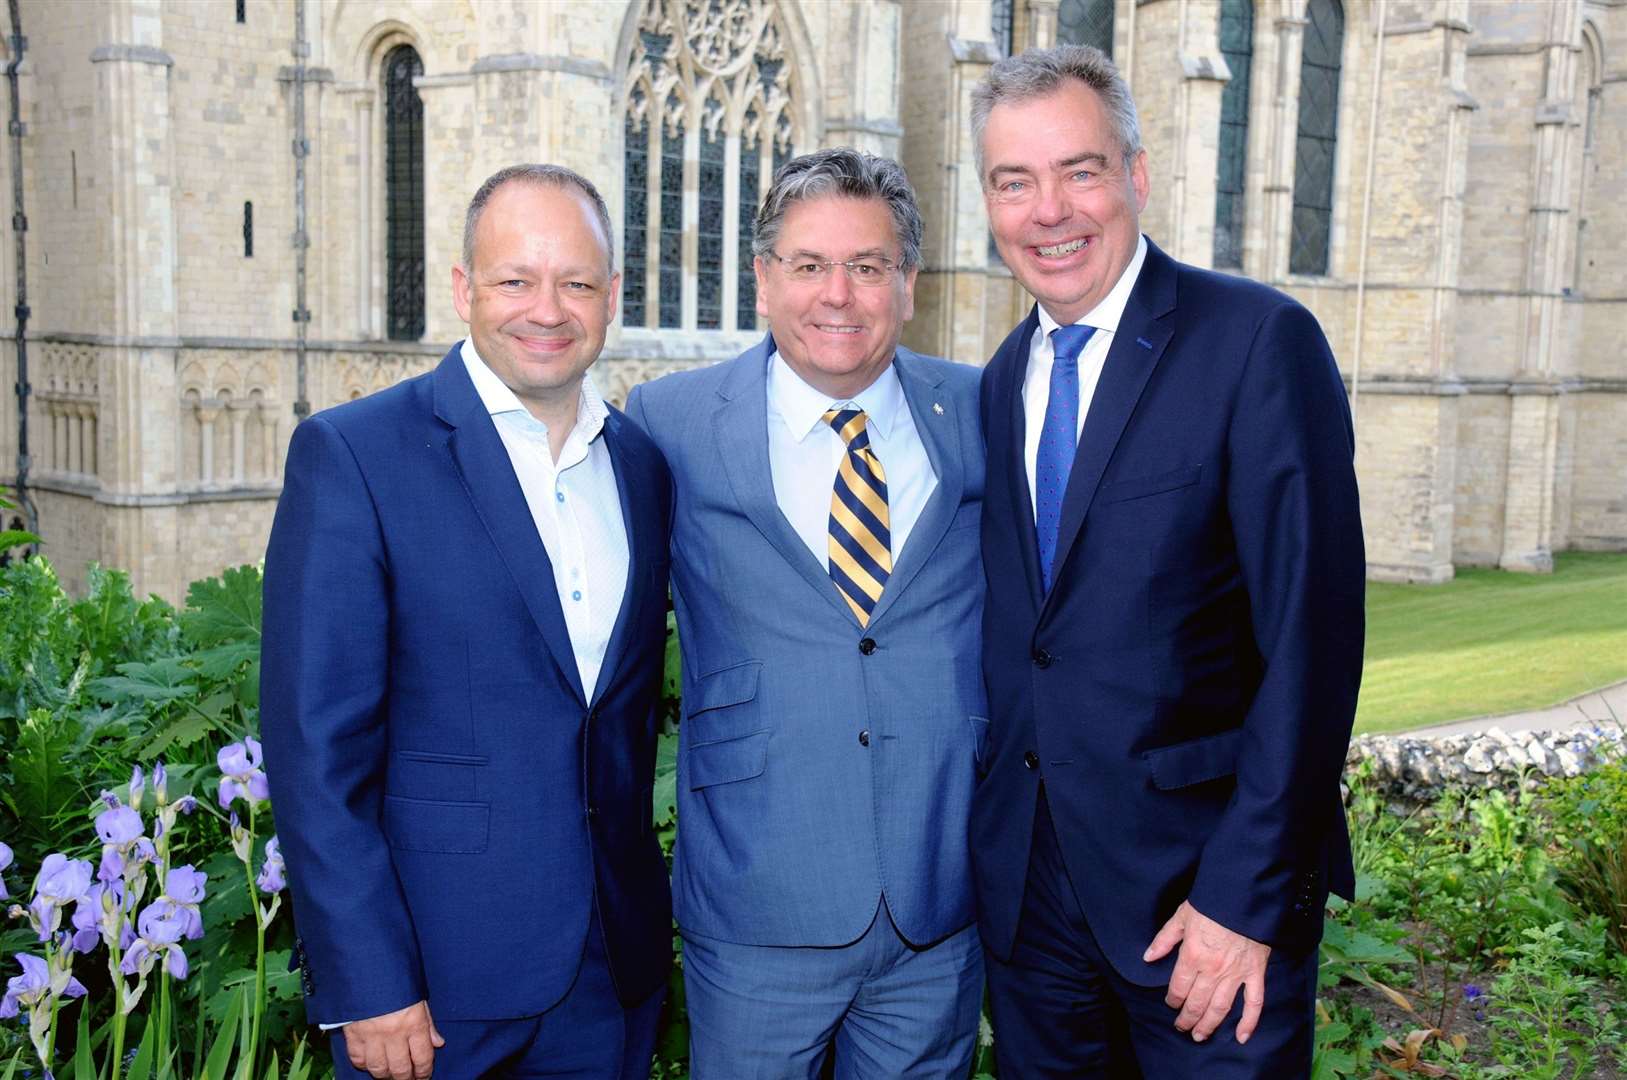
[627,149,986,1079]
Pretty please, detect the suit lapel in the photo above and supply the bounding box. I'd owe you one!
[714,342,857,624]
[1001,307,1046,608]
[433,350,588,708]
[866,350,960,627]
[1043,241,1177,617]
[589,409,648,708]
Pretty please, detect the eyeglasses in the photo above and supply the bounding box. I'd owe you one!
[766,251,903,287]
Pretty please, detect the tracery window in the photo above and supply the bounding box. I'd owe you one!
[991,0,1015,57]
[1213,0,1253,269]
[383,45,426,341]
[1290,0,1343,276]
[623,0,803,332]
[1058,0,1114,56]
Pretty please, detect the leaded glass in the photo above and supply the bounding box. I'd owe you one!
[991,0,1014,57]
[623,97,649,328]
[1213,0,1253,269]
[1058,0,1113,56]
[384,45,425,341]
[1290,0,1343,276]
[659,91,685,330]
[738,108,761,331]
[698,108,726,329]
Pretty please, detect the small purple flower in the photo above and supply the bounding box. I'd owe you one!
[0,840,11,900]
[0,952,87,1019]
[218,738,271,810]
[30,854,94,938]
[174,795,197,815]
[1463,984,1484,1002]
[256,837,286,895]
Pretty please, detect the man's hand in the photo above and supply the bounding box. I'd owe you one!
[342,1000,445,1080]
[1143,900,1270,1044]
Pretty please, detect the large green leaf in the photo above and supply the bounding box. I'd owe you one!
[652,731,678,827]
[126,1010,157,1080]
[3,708,82,824]
[89,658,197,704]
[136,711,217,762]
[202,984,245,1080]
[0,528,38,549]
[181,566,263,648]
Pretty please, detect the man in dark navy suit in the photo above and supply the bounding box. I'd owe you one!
[969,45,1366,1077]
[262,165,672,1080]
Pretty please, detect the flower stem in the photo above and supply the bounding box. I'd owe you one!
[110,939,128,1080]
[243,803,266,1080]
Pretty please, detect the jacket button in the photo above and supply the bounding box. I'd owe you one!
[1023,751,1040,770]
[858,637,877,655]
[1032,648,1051,668]
[859,730,870,747]
[585,806,598,818]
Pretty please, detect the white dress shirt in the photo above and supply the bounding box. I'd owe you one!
[462,339,629,701]
[765,350,938,569]
[1023,233,1149,518]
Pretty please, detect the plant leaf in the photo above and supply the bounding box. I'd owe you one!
[652,731,678,827]
[136,710,218,761]
[180,566,263,648]
[2,708,82,824]
[126,1012,157,1080]
[203,980,245,1080]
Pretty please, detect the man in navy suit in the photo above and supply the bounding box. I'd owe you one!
[969,46,1366,1077]
[628,149,985,1078]
[261,165,672,1080]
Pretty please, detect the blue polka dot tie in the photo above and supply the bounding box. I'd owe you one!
[1035,324,1096,591]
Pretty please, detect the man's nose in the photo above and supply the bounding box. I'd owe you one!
[817,263,854,305]
[1033,180,1071,228]
[526,284,567,326]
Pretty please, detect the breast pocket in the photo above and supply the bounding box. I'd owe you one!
[1098,464,1203,505]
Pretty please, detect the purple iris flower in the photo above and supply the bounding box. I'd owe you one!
[128,765,145,811]
[69,886,103,954]
[162,865,207,939]
[30,854,94,939]
[152,762,167,803]
[1463,984,1483,1002]
[174,795,197,815]
[0,840,11,900]
[0,952,87,1019]
[256,837,286,895]
[95,806,143,846]
[121,902,191,980]
[217,739,270,810]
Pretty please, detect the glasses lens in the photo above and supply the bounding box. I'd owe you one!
[848,258,892,285]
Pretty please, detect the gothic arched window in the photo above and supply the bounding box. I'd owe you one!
[1213,0,1253,269]
[622,0,803,333]
[1058,0,1114,56]
[383,45,425,341]
[1290,0,1343,276]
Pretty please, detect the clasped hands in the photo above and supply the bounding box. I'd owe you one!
[1144,900,1271,1045]
[343,1000,445,1080]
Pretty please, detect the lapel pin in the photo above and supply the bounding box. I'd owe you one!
[1136,337,1154,350]
[932,402,944,415]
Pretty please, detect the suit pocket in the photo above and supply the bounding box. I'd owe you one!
[394,749,488,766]
[1098,464,1202,504]
[1142,728,1242,790]
[688,730,769,790]
[686,660,762,719]
[383,795,490,854]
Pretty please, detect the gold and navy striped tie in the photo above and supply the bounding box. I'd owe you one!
[824,407,892,626]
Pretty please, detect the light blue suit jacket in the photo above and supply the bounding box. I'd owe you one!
[627,336,986,948]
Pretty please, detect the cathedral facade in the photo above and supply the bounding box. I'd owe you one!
[0,0,1622,598]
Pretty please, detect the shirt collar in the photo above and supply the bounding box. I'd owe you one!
[766,345,905,443]
[1036,233,1149,341]
[459,337,608,440]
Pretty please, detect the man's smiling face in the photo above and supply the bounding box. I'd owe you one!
[982,77,1149,326]
[754,194,917,400]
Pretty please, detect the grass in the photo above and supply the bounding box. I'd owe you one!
[1355,552,1627,735]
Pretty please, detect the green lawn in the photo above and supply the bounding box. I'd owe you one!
[1354,551,1627,735]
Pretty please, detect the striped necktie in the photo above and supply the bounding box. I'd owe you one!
[824,407,892,627]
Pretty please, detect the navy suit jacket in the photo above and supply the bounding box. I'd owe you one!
[627,338,987,948]
[972,240,1365,987]
[261,346,673,1024]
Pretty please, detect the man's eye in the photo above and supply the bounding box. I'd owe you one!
[851,261,883,278]
[1070,170,1095,183]
[1000,180,1026,194]
[499,280,527,289]
[794,262,823,275]
[565,281,593,291]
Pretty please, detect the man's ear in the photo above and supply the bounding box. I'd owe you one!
[1130,149,1150,214]
[452,262,472,324]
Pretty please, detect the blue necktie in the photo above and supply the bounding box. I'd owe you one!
[1035,324,1096,591]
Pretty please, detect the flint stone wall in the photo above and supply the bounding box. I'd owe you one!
[1347,725,1626,803]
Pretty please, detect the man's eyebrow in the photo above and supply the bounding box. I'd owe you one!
[1057,151,1111,171]
[785,246,889,260]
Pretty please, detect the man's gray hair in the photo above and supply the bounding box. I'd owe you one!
[752,148,924,271]
[970,45,1142,183]
[462,163,616,272]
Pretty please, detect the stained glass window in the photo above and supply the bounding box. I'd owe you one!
[698,106,726,330]
[659,91,685,330]
[623,97,649,329]
[1058,0,1113,56]
[991,0,1014,57]
[383,45,425,341]
[1290,0,1343,276]
[738,108,762,332]
[1213,0,1253,269]
[622,0,799,332]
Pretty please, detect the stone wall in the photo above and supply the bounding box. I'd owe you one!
[1349,725,1625,804]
